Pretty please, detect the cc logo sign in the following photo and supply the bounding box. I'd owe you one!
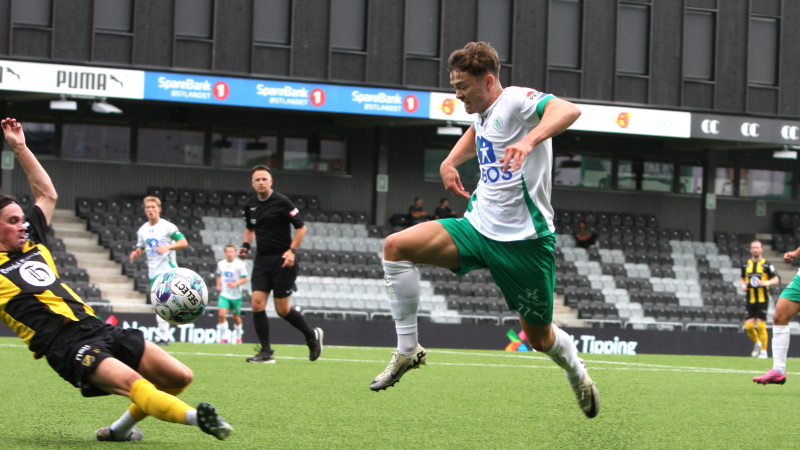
[741,122,760,137]
[781,125,799,140]
[701,119,720,134]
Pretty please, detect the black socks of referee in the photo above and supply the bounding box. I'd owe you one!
[253,310,272,353]
[283,308,316,342]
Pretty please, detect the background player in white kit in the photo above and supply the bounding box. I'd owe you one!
[216,244,248,344]
[370,42,599,418]
[130,196,188,345]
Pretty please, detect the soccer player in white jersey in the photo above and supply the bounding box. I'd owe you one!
[370,42,599,418]
[216,244,248,344]
[130,196,188,346]
[753,245,800,385]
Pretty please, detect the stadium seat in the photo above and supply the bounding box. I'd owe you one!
[235,192,249,205]
[307,195,321,210]
[194,190,207,204]
[163,188,178,203]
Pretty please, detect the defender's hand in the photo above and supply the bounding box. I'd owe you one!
[440,162,470,199]
[499,140,533,173]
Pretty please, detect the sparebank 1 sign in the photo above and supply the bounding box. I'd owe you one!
[0,59,144,99]
[144,71,430,119]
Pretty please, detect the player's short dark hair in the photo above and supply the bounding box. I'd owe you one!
[251,164,271,175]
[414,197,421,202]
[225,244,236,250]
[448,42,500,78]
[0,194,18,212]
[440,198,448,205]
[751,239,762,246]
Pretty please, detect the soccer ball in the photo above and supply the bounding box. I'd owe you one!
[150,268,209,325]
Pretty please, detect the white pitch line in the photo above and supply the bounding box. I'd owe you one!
[0,342,792,376]
[164,351,784,375]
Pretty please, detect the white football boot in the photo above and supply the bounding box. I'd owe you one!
[572,361,600,418]
[370,344,426,391]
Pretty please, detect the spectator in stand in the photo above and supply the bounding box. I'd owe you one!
[408,197,429,225]
[573,221,597,249]
[434,198,461,220]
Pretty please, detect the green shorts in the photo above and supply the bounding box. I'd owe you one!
[780,274,800,302]
[218,296,243,315]
[439,218,555,326]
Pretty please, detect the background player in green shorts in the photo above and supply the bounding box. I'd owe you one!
[216,245,249,344]
[371,42,599,419]
[754,245,800,385]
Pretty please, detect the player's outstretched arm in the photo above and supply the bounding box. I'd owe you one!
[441,126,477,199]
[0,118,58,223]
[501,99,581,173]
[785,247,800,264]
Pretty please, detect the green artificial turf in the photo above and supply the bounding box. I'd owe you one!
[0,337,797,449]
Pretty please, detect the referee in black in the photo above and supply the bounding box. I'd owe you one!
[240,165,322,363]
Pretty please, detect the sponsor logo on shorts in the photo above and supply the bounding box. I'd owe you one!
[82,355,95,367]
[75,344,91,361]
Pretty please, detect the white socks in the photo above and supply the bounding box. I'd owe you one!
[545,325,585,386]
[185,410,198,426]
[772,325,791,374]
[110,411,137,438]
[217,322,229,342]
[234,324,243,342]
[383,260,420,355]
[155,315,170,342]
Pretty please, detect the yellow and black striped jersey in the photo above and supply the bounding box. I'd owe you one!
[0,206,94,357]
[741,258,778,304]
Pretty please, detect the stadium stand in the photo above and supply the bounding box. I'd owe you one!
[74,190,800,331]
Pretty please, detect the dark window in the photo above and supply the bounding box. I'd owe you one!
[175,0,213,39]
[477,0,513,63]
[95,0,133,32]
[138,128,204,165]
[547,0,581,69]
[406,0,440,57]
[424,148,479,182]
[548,0,582,69]
[2,122,54,155]
[683,11,715,80]
[253,0,291,44]
[211,134,277,168]
[331,0,367,51]
[283,136,347,173]
[748,17,779,85]
[13,0,52,27]
[616,4,650,75]
[62,124,130,160]
[679,166,703,194]
[554,155,612,188]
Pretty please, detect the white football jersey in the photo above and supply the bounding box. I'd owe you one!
[135,219,184,278]
[463,86,556,241]
[216,259,248,299]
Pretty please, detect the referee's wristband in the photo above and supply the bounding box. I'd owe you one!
[241,242,251,250]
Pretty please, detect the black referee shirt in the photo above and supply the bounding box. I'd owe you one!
[243,191,305,256]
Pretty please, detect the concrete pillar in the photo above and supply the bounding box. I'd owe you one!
[372,126,390,226]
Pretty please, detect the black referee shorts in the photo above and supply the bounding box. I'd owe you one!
[251,253,298,298]
[745,301,768,321]
[44,317,145,397]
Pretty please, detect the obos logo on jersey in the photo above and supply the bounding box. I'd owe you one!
[20,261,56,287]
[477,137,496,165]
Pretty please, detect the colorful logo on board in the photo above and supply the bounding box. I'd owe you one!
[505,329,531,352]
[614,112,631,129]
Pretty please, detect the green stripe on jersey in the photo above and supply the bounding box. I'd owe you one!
[521,175,550,237]
[536,95,555,119]
[171,231,185,241]
[466,192,478,214]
